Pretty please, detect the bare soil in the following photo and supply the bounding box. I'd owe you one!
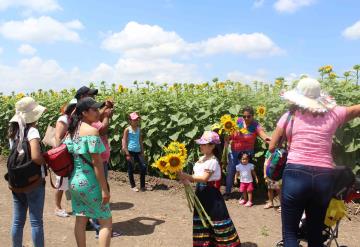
[0,156,359,247]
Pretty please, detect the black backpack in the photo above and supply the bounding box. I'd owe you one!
[4,128,42,189]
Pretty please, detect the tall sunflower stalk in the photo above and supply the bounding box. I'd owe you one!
[152,141,213,227]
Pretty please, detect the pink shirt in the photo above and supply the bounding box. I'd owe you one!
[277,106,347,168]
[92,121,111,163]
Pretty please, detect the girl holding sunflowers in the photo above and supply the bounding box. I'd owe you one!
[224,106,271,200]
[178,131,241,247]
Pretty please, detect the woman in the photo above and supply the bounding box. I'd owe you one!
[269,78,360,247]
[178,131,241,247]
[8,97,46,247]
[65,97,112,247]
[224,106,271,199]
[54,99,77,218]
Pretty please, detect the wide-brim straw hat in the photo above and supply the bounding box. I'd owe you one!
[281,78,336,113]
[10,97,46,123]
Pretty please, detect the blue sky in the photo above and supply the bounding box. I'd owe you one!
[0,0,359,93]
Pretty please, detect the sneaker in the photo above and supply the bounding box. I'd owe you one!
[245,201,253,207]
[239,199,247,205]
[140,187,146,192]
[55,209,69,218]
[131,187,139,192]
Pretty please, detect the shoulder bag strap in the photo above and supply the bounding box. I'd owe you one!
[277,112,292,148]
[286,115,295,151]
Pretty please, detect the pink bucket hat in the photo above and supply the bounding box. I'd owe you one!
[129,112,140,120]
[195,131,221,145]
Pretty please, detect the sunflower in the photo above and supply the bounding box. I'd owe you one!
[256,106,266,118]
[166,153,185,173]
[220,114,237,134]
[152,156,169,173]
[16,93,25,100]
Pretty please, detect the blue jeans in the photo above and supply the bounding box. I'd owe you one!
[127,151,147,188]
[281,164,334,247]
[225,150,253,194]
[12,183,45,247]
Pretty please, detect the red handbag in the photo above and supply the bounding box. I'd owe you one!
[43,143,73,177]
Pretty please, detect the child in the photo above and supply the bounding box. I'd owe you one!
[122,112,147,192]
[178,131,241,246]
[263,177,282,212]
[235,152,258,207]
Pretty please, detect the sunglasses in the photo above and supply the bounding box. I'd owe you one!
[243,115,252,119]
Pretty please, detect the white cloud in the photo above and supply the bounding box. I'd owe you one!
[0,16,84,43]
[227,69,268,83]
[342,20,360,40]
[253,0,265,8]
[0,0,61,13]
[18,44,37,55]
[101,21,192,58]
[274,0,315,13]
[102,21,283,59]
[200,33,284,57]
[0,56,201,93]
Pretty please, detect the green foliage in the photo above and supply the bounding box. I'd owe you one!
[0,75,359,179]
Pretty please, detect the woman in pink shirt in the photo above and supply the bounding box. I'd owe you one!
[269,78,360,247]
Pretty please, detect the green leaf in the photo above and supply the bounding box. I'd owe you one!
[147,127,158,137]
[113,134,120,142]
[169,131,182,141]
[228,105,241,115]
[185,126,199,139]
[144,139,152,148]
[178,117,193,126]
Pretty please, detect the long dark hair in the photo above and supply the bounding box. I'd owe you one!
[68,109,82,138]
[8,122,33,139]
[289,104,325,117]
[64,103,76,116]
[212,144,222,162]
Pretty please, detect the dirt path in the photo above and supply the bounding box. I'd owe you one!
[0,156,359,247]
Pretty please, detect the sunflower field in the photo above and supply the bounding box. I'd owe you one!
[0,65,359,185]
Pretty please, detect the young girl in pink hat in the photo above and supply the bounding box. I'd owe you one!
[178,131,241,247]
[122,112,147,192]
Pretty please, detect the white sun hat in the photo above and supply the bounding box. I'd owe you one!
[281,78,337,113]
[10,97,46,154]
[10,97,46,124]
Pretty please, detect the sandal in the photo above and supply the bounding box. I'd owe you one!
[55,209,69,218]
[245,201,253,207]
[239,199,247,205]
[264,202,274,209]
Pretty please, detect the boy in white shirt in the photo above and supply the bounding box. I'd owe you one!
[235,152,258,207]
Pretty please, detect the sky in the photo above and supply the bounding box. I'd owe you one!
[0,0,359,94]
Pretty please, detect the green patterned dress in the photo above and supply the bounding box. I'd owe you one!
[64,135,112,219]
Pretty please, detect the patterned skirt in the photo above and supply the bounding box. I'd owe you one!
[193,183,241,247]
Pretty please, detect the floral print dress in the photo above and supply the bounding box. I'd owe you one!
[64,135,111,219]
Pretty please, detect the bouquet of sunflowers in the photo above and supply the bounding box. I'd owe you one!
[152,141,213,227]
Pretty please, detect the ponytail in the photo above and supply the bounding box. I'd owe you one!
[212,144,222,163]
[68,113,81,138]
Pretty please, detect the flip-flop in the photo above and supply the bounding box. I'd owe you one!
[95,230,122,239]
[263,203,273,209]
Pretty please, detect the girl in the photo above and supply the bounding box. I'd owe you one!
[235,152,258,207]
[122,112,147,192]
[65,97,112,247]
[54,99,77,218]
[8,97,46,247]
[178,131,241,247]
